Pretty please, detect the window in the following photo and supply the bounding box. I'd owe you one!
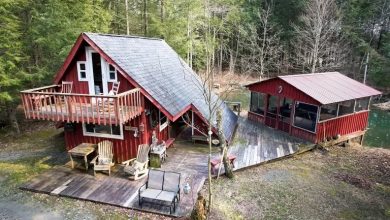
[107,64,117,82]
[159,110,168,131]
[83,123,123,139]
[320,103,338,121]
[338,100,355,116]
[293,102,318,132]
[77,61,87,81]
[250,92,265,115]
[267,95,279,118]
[355,98,369,112]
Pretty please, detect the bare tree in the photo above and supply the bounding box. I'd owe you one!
[293,0,346,73]
[125,0,129,35]
[239,3,282,79]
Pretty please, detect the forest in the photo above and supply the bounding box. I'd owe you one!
[1,0,389,132]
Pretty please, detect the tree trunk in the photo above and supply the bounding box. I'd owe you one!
[207,126,212,213]
[143,0,148,36]
[216,109,234,178]
[125,0,129,35]
[160,0,164,23]
[7,106,20,134]
[191,192,207,220]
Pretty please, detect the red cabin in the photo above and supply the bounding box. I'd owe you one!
[246,72,381,144]
[20,33,237,163]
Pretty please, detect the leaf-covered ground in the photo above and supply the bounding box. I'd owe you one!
[209,145,390,220]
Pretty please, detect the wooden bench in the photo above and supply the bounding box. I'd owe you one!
[210,155,236,175]
[165,138,175,148]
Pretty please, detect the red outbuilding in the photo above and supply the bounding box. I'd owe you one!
[246,72,382,144]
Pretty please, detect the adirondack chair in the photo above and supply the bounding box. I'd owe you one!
[90,140,114,176]
[122,144,150,180]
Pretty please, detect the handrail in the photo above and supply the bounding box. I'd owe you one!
[21,85,59,92]
[20,85,143,125]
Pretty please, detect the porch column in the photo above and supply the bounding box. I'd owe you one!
[289,100,296,135]
[141,96,148,144]
[191,110,194,136]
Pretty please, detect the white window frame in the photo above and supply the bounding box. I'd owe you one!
[159,110,168,131]
[107,64,118,82]
[82,123,124,140]
[77,61,88,81]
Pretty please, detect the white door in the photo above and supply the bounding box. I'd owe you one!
[86,47,108,96]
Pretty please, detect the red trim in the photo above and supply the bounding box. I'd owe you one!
[54,34,85,83]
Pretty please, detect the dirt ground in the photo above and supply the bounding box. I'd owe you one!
[209,145,390,220]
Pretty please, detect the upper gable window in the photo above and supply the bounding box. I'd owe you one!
[77,61,87,81]
[107,64,117,82]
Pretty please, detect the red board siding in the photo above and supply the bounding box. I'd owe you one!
[316,111,369,143]
[247,78,320,105]
[65,115,143,163]
[291,127,316,142]
[248,111,264,123]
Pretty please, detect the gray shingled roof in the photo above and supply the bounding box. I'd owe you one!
[85,33,237,141]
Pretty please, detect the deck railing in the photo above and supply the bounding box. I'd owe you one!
[21,85,143,125]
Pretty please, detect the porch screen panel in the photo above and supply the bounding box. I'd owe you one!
[338,100,354,116]
[293,102,318,132]
[355,98,369,112]
[320,103,338,121]
[267,95,279,118]
[250,92,265,115]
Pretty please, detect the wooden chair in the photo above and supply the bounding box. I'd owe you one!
[90,140,114,176]
[99,81,120,112]
[58,81,73,106]
[122,144,150,180]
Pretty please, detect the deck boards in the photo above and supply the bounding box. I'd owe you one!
[217,117,306,172]
[20,115,308,217]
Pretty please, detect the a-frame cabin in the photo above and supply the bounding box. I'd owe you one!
[21,33,238,163]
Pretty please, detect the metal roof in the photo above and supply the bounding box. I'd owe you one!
[278,72,382,105]
[84,33,237,141]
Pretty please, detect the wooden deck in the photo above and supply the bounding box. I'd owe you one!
[20,115,309,217]
[212,116,308,174]
[20,140,212,217]
[21,85,143,125]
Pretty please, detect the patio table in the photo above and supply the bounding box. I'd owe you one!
[68,143,96,170]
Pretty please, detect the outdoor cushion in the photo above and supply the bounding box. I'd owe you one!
[140,188,161,199]
[147,170,164,190]
[163,172,180,192]
[99,157,110,165]
[124,161,143,174]
[156,191,176,202]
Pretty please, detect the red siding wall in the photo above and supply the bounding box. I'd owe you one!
[65,115,143,163]
[291,127,316,142]
[316,111,369,143]
[248,111,264,123]
[247,78,320,105]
